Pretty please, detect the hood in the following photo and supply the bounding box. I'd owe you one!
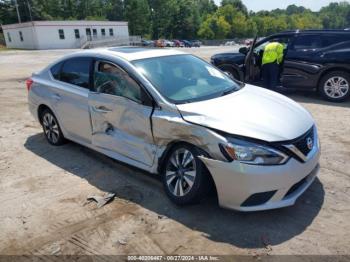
[211,52,245,65]
[213,52,243,57]
[177,85,314,142]
[212,52,245,60]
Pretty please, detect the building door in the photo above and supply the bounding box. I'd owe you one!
[86,28,91,41]
[92,29,97,39]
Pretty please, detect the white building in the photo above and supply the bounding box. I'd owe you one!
[1,20,130,49]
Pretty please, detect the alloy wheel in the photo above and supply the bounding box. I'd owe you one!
[42,112,60,144]
[324,76,349,99]
[165,148,197,197]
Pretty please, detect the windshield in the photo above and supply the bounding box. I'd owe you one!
[133,54,240,104]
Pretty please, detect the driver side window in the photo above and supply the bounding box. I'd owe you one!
[94,61,142,103]
[254,37,290,53]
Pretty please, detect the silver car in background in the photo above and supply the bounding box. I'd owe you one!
[27,47,320,211]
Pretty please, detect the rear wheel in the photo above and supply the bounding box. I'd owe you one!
[40,109,66,146]
[319,71,350,102]
[162,144,211,205]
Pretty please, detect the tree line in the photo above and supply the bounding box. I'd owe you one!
[1,0,350,39]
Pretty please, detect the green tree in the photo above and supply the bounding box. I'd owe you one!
[125,0,150,36]
[320,2,350,29]
[196,0,217,21]
[214,4,257,38]
[148,0,178,39]
[198,13,231,39]
[286,4,307,15]
[106,0,125,21]
[1,0,350,40]
[221,0,248,15]
[288,13,322,30]
[198,15,215,39]
[0,1,17,24]
[171,0,200,39]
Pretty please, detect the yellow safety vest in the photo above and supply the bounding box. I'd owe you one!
[262,42,284,65]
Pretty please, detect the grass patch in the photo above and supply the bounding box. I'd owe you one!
[0,45,9,51]
[0,45,21,52]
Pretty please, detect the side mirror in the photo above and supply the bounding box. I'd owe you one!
[239,47,248,55]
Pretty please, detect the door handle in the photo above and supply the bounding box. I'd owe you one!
[93,105,112,113]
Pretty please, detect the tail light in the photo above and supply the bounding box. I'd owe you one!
[26,78,33,91]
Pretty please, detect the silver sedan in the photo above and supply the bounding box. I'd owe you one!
[27,47,320,211]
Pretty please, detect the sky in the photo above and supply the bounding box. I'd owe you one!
[213,0,348,12]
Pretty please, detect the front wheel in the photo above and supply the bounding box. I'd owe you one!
[162,144,211,205]
[319,71,350,102]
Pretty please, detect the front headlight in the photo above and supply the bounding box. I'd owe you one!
[220,138,289,165]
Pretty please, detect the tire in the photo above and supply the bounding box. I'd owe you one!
[218,64,240,80]
[40,109,66,146]
[161,143,211,205]
[319,71,350,102]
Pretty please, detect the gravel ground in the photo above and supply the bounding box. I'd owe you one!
[0,46,349,256]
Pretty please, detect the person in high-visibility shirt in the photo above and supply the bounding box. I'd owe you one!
[261,42,284,90]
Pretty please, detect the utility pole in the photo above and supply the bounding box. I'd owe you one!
[14,0,22,23]
[27,0,33,22]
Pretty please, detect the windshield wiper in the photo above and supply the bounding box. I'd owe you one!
[220,87,236,97]
[176,87,237,104]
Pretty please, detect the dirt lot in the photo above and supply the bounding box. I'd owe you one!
[0,46,350,256]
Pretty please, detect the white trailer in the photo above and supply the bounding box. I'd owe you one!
[1,20,130,49]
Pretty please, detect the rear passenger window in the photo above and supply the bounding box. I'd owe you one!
[60,58,92,89]
[322,34,350,47]
[292,34,350,50]
[50,62,63,80]
[293,35,323,50]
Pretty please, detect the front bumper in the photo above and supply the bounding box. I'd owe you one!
[199,145,320,211]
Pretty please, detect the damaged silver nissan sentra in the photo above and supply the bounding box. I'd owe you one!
[27,47,320,211]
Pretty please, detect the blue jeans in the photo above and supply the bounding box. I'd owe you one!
[262,62,279,90]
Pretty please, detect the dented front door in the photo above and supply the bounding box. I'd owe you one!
[88,60,155,166]
[89,93,155,166]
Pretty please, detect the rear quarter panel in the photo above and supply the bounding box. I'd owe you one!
[29,71,55,118]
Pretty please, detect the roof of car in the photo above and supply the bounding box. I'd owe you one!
[80,47,187,61]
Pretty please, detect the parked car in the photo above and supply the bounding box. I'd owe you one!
[155,39,165,48]
[211,29,350,102]
[244,38,254,46]
[141,40,154,47]
[225,41,237,46]
[173,40,185,47]
[27,47,320,211]
[164,40,175,47]
[182,40,192,47]
[191,40,202,47]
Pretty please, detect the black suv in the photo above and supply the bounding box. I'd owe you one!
[211,30,350,102]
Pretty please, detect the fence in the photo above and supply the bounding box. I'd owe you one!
[201,38,243,46]
[79,35,142,49]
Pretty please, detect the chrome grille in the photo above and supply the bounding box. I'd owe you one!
[283,127,315,162]
[293,128,314,156]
